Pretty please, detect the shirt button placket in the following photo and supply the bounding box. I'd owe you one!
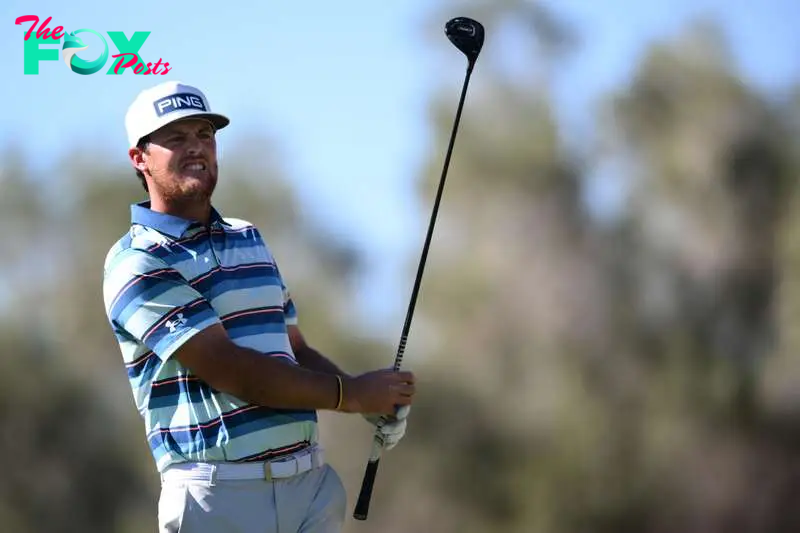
[208,224,222,267]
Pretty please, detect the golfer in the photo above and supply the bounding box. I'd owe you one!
[102,81,415,532]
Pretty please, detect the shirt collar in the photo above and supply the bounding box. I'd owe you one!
[130,201,228,238]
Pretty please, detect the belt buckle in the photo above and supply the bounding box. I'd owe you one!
[263,451,301,481]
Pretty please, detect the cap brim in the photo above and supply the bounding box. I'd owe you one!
[142,112,230,142]
[176,112,230,131]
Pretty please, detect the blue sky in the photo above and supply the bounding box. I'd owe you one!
[2,1,799,334]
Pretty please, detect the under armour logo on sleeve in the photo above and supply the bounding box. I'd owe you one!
[165,313,188,333]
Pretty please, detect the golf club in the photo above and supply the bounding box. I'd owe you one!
[352,16,485,522]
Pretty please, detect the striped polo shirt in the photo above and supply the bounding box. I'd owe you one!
[102,201,317,472]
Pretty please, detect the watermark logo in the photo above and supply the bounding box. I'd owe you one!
[15,15,172,75]
[62,29,107,75]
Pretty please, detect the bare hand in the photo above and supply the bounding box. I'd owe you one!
[339,369,416,415]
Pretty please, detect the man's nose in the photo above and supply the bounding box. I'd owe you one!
[185,136,203,155]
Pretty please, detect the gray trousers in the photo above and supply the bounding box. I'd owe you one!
[158,462,347,532]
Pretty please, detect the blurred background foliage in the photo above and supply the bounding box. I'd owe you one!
[3,0,800,531]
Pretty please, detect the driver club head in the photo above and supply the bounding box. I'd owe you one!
[445,17,484,63]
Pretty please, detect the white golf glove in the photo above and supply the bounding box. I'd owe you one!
[363,405,411,451]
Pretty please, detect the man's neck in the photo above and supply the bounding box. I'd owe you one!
[149,196,212,226]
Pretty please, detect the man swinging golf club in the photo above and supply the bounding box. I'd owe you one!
[101,80,415,533]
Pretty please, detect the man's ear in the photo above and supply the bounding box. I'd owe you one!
[129,146,147,173]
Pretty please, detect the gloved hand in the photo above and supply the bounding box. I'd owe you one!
[362,405,411,451]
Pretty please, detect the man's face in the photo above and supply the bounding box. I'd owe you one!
[132,118,218,202]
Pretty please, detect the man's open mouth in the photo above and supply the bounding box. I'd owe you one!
[182,160,207,171]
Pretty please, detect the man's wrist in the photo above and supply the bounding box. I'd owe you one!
[334,374,344,411]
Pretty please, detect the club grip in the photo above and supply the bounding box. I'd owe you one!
[353,458,381,520]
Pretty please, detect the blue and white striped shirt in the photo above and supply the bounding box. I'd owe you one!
[102,201,317,472]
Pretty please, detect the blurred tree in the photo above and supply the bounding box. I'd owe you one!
[593,19,800,533]
[602,19,794,415]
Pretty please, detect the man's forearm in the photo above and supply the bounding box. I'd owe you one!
[179,340,341,411]
[294,344,350,377]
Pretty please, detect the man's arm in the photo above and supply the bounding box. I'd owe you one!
[170,323,416,415]
[103,250,414,415]
[288,325,350,377]
[176,324,344,410]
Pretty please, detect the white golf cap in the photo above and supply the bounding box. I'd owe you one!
[124,81,230,147]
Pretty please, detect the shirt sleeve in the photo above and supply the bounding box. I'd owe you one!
[275,263,298,326]
[103,248,222,361]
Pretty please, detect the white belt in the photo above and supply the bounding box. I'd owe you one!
[160,445,324,484]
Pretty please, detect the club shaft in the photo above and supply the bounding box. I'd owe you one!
[393,60,474,371]
[352,58,476,522]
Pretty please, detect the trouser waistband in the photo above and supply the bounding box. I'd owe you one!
[160,444,325,484]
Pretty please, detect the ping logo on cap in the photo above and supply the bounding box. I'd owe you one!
[153,92,207,117]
